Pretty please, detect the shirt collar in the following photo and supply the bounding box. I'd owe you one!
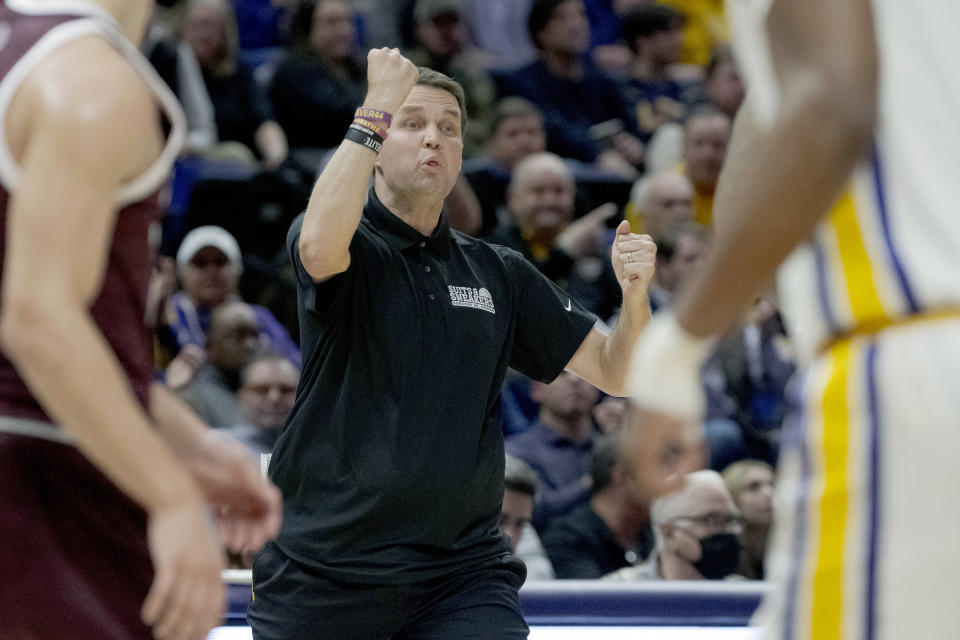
[364,187,452,258]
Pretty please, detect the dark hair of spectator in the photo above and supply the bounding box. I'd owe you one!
[527,0,569,49]
[490,97,544,135]
[287,0,352,50]
[620,4,685,54]
[417,66,469,133]
[504,454,538,497]
[286,0,317,48]
[591,431,623,495]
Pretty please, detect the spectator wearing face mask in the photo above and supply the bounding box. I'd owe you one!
[605,469,744,580]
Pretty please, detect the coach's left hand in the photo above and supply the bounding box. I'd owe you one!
[611,220,656,315]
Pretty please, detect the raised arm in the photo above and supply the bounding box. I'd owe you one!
[297,48,419,282]
[0,38,222,640]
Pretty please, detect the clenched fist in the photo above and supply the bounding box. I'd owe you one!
[363,48,420,117]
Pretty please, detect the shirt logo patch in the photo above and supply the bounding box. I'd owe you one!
[448,285,496,314]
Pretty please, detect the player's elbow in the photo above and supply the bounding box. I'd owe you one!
[793,64,877,154]
[0,294,54,364]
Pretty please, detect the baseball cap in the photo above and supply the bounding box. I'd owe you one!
[414,0,462,21]
[176,225,242,267]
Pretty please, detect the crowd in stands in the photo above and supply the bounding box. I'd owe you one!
[145,0,795,580]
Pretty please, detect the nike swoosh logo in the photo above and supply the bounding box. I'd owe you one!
[565,299,572,312]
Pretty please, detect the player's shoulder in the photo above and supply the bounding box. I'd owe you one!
[27,35,154,131]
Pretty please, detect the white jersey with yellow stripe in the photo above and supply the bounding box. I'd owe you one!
[728,0,960,363]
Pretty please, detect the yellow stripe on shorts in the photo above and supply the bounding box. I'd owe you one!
[809,340,854,639]
[829,189,887,326]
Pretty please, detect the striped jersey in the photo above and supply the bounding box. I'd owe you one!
[728,0,960,362]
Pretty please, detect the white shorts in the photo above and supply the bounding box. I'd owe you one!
[753,315,960,639]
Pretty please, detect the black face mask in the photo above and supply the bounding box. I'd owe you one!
[692,533,741,580]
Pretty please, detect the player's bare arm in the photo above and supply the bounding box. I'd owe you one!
[149,383,282,553]
[674,0,878,338]
[298,48,419,283]
[0,38,223,640]
[624,0,878,497]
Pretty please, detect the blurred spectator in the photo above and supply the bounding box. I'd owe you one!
[647,223,708,312]
[658,0,729,67]
[501,454,538,551]
[146,29,219,154]
[223,354,300,457]
[585,0,654,74]
[461,0,536,71]
[496,0,643,179]
[503,454,556,580]
[462,97,547,234]
[541,432,653,578]
[406,0,496,155]
[486,152,623,319]
[353,0,415,48]
[625,170,695,239]
[506,370,600,532]
[173,301,261,428]
[680,105,731,226]
[233,0,290,48]
[182,0,288,168]
[620,4,697,142]
[701,44,744,119]
[164,226,300,367]
[606,469,742,580]
[592,395,625,434]
[269,0,366,151]
[702,297,796,469]
[722,459,774,580]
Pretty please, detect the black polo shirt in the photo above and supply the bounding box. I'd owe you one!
[271,187,598,585]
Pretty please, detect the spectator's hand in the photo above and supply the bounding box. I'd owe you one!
[592,396,626,433]
[596,149,640,181]
[556,202,619,258]
[165,344,206,390]
[182,430,283,554]
[142,498,225,640]
[146,257,176,330]
[612,132,645,168]
[363,48,420,116]
[611,220,655,313]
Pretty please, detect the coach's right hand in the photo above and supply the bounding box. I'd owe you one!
[362,48,420,116]
[142,498,225,640]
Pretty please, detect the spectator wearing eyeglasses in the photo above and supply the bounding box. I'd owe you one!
[605,469,743,580]
[224,354,300,457]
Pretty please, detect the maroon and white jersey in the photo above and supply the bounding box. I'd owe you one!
[0,0,185,431]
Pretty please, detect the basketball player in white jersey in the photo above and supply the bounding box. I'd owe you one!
[626,0,960,637]
[0,1,281,639]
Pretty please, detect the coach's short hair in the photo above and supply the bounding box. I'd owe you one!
[417,67,468,135]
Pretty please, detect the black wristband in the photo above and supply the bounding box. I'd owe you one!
[344,123,384,154]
